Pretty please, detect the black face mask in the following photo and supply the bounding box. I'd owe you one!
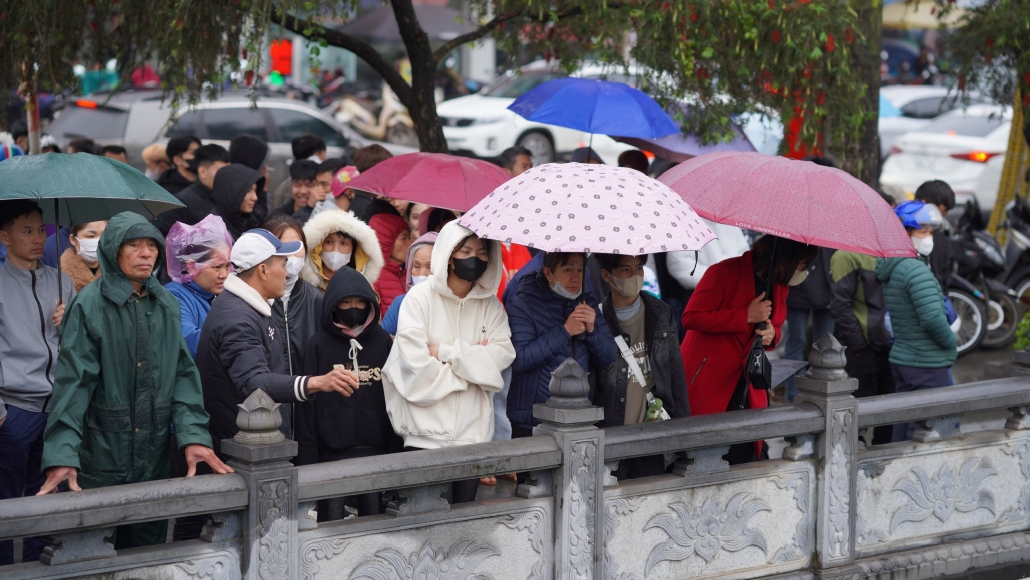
[451,256,488,283]
[332,305,370,329]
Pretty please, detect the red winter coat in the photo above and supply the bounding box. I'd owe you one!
[679,251,788,417]
[374,260,407,312]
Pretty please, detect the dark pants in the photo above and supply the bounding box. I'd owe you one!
[891,364,953,442]
[784,308,835,402]
[317,446,391,521]
[404,447,479,504]
[0,405,50,564]
[847,349,896,446]
[612,454,666,481]
[114,521,167,550]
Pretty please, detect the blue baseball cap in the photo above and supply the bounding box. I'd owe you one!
[231,228,303,271]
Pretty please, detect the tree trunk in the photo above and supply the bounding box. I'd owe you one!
[838,0,882,185]
[390,0,449,153]
[22,62,41,155]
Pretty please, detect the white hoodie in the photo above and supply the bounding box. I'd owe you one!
[382,221,516,449]
[667,219,751,290]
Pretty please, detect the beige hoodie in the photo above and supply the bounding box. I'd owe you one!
[382,221,515,449]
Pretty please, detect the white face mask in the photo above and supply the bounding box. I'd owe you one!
[145,168,161,181]
[912,235,934,257]
[76,237,100,264]
[411,275,429,286]
[285,256,304,278]
[321,251,352,272]
[788,268,809,287]
[609,274,644,298]
[551,279,582,300]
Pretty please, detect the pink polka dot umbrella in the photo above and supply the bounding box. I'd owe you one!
[457,163,716,254]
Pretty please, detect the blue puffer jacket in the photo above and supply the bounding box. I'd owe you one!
[165,281,215,360]
[507,271,618,430]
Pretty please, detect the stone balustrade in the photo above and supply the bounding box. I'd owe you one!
[4,334,1030,580]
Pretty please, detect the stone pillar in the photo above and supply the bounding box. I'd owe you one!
[531,358,605,580]
[220,389,299,580]
[794,334,861,580]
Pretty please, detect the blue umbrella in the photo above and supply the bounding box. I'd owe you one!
[508,77,680,139]
[880,94,903,118]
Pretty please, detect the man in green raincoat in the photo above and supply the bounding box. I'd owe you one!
[39,212,232,548]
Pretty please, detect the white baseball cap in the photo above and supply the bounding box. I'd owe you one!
[231,229,303,272]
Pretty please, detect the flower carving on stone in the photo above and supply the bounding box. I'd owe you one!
[644,493,770,575]
[349,540,498,580]
[890,457,996,533]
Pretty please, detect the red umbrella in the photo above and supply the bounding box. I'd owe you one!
[344,152,512,212]
[659,152,915,258]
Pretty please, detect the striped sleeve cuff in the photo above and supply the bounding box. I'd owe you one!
[294,376,310,401]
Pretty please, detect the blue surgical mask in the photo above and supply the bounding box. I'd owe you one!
[551,279,581,300]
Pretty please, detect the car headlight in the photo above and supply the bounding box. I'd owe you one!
[471,117,506,126]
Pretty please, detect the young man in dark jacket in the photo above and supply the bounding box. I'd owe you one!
[157,135,201,195]
[153,144,231,235]
[295,267,399,518]
[593,254,689,480]
[783,247,835,401]
[196,228,358,458]
[913,179,956,290]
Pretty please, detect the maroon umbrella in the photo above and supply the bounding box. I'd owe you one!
[659,152,915,258]
[344,153,512,212]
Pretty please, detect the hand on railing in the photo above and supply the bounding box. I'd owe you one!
[37,466,81,495]
[185,444,234,476]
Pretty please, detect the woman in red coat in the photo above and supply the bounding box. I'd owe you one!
[680,235,817,461]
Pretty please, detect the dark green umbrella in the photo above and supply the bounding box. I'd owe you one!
[0,152,184,224]
[0,152,185,298]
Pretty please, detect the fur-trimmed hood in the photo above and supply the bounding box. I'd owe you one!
[60,247,102,292]
[300,209,384,291]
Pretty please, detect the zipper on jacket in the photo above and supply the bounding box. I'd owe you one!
[689,357,707,386]
[30,270,56,391]
[284,300,293,374]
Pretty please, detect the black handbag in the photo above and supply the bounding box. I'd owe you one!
[729,333,773,411]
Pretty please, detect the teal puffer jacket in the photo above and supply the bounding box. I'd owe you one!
[875,257,957,368]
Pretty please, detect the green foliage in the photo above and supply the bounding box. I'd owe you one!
[933,0,1030,134]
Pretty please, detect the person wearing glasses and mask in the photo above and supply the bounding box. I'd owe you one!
[383,221,515,504]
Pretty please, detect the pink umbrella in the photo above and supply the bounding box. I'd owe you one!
[458,163,715,254]
[659,152,915,258]
[343,152,512,212]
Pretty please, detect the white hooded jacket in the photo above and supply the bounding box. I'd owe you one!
[382,221,516,449]
[667,219,751,290]
[300,209,384,291]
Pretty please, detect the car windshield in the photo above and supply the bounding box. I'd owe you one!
[481,71,565,98]
[922,114,1008,138]
[48,107,128,140]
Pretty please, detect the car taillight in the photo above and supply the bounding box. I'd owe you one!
[890,145,903,154]
[950,151,1003,163]
[75,99,98,109]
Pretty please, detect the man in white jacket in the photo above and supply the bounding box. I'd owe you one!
[383,221,515,503]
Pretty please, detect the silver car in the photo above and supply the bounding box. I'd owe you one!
[46,90,414,192]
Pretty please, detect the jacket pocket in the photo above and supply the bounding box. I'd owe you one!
[86,405,132,432]
[154,402,171,438]
[82,405,131,480]
[318,407,390,450]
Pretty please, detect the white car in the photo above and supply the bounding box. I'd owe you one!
[880,104,1011,211]
[437,61,639,165]
[879,86,989,159]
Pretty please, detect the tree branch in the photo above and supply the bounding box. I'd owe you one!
[273,8,413,108]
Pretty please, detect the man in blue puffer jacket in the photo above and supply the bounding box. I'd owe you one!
[507,252,618,436]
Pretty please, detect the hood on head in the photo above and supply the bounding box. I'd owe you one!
[229,134,270,171]
[99,213,166,304]
[405,231,437,291]
[321,265,381,339]
[300,209,384,286]
[369,213,409,263]
[429,221,503,300]
[418,207,457,237]
[212,164,264,216]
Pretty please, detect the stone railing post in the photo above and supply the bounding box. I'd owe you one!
[793,334,860,580]
[531,357,605,580]
[220,389,299,580]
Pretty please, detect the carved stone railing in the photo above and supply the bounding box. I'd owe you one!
[5,335,1030,580]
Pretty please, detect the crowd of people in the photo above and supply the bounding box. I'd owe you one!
[0,127,959,563]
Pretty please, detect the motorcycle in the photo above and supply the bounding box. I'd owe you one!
[951,199,1022,350]
[1001,194,1030,319]
[330,83,418,148]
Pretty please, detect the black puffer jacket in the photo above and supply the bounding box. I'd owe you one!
[592,292,690,427]
[272,279,323,375]
[295,267,399,465]
[211,164,264,240]
[785,247,835,310]
[153,180,216,236]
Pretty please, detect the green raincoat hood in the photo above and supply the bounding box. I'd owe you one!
[98,211,168,306]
